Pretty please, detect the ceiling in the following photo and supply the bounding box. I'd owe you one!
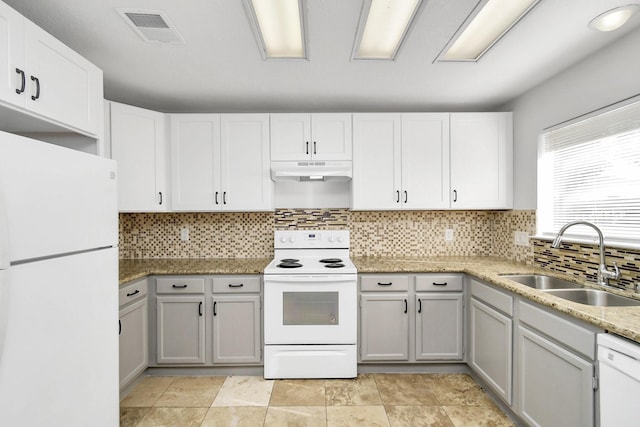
[6,0,640,113]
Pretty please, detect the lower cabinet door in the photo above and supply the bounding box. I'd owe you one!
[415,293,463,360]
[517,325,594,427]
[156,296,205,364]
[119,299,148,388]
[470,298,513,404]
[212,295,261,364]
[360,293,409,361]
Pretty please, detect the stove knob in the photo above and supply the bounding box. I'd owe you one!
[337,236,344,243]
[280,236,287,243]
[328,236,335,243]
[288,236,295,243]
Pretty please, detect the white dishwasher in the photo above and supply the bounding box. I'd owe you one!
[597,333,640,427]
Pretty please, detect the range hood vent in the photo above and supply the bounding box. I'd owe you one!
[117,9,185,44]
[271,161,352,182]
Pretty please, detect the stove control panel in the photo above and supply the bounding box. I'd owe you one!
[274,230,350,249]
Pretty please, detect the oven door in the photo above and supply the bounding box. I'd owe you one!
[264,275,357,345]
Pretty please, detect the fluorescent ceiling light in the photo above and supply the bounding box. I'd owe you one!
[439,0,540,62]
[244,0,306,59]
[589,5,640,32]
[353,0,423,60]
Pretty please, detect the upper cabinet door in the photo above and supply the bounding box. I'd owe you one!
[401,113,450,209]
[310,113,352,161]
[352,114,402,210]
[109,102,167,212]
[0,2,25,108]
[270,113,311,161]
[220,114,272,211]
[23,20,102,136]
[450,112,513,209]
[170,114,221,211]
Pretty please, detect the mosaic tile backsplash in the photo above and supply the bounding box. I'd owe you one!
[119,209,536,262]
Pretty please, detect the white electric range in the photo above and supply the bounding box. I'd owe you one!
[263,230,357,379]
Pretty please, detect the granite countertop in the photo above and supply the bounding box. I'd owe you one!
[119,255,640,343]
[119,258,272,284]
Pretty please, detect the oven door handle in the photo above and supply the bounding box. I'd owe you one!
[264,275,356,283]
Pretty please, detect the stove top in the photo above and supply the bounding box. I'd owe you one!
[264,230,357,275]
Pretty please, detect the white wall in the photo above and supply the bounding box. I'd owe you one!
[504,26,640,210]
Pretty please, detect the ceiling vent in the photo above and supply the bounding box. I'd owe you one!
[117,9,185,44]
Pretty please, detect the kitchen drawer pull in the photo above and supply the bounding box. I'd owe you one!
[30,75,40,100]
[126,289,140,297]
[404,190,408,203]
[228,283,244,288]
[119,320,121,335]
[223,191,227,205]
[418,299,422,313]
[215,191,219,205]
[15,68,25,94]
[172,284,188,289]
[158,192,163,205]
[213,301,217,316]
[396,190,400,203]
[306,141,309,155]
[313,141,317,154]
[198,301,203,316]
[432,282,448,286]
[377,282,393,286]
[404,299,408,314]
[453,189,458,203]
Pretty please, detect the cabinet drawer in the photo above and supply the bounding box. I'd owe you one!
[470,278,513,316]
[518,300,601,360]
[212,276,261,293]
[156,277,205,294]
[415,274,463,292]
[360,275,409,292]
[119,279,148,307]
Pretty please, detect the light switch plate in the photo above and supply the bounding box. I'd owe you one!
[514,231,529,246]
[445,229,454,241]
[180,227,189,241]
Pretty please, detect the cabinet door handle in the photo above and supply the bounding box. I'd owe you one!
[223,191,227,205]
[15,68,25,94]
[119,319,121,335]
[228,283,244,288]
[198,301,203,316]
[404,299,408,314]
[306,141,309,155]
[158,192,163,205]
[396,190,400,203]
[453,189,458,203]
[313,141,317,154]
[432,282,448,287]
[213,301,217,316]
[404,190,408,203]
[30,75,40,100]
[126,289,140,297]
[215,191,219,205]
[377,282,392,286]
[172,284,188,289]
[418,299,422,313]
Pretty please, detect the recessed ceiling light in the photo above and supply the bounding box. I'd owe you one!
[352,0,423,61]
[589,5,640,32]
[438,0,540,62]
[243,0,307,59]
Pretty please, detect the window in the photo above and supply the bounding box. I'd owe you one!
[538,99,640,245]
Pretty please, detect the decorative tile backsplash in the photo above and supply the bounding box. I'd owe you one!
[119,209,537,262]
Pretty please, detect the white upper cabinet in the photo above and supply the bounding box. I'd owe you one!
[109,102,167,212]
[171,114,272,211]
[0,1,102,136]
[450,112,513,209]
[352,113,449,210]
[270,113,352,161]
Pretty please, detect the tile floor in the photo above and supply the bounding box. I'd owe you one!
[120,373,515,427]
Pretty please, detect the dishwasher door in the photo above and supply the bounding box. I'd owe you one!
[597,333,640,427]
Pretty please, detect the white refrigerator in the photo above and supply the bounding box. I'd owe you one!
[0,131,119,426]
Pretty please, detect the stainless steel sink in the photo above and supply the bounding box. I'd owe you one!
[542,289,640,307]
[500,274,583,290]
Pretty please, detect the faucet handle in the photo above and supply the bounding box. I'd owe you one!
[602,261,621,280]
[612,261,621,279]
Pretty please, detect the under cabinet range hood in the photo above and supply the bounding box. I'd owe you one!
[271,161,352,182]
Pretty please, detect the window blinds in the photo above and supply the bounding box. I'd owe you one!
[539,99,640,243]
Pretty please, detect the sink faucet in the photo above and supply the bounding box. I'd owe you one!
[551,221,620,287]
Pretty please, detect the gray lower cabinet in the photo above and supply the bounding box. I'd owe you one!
[516,300,601,427]
[416,293,463,360]
[156,276,206,364]
[119,279,148,389]
[469,278,513,405]
[360,293,410,361]
[212,275,262,364]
